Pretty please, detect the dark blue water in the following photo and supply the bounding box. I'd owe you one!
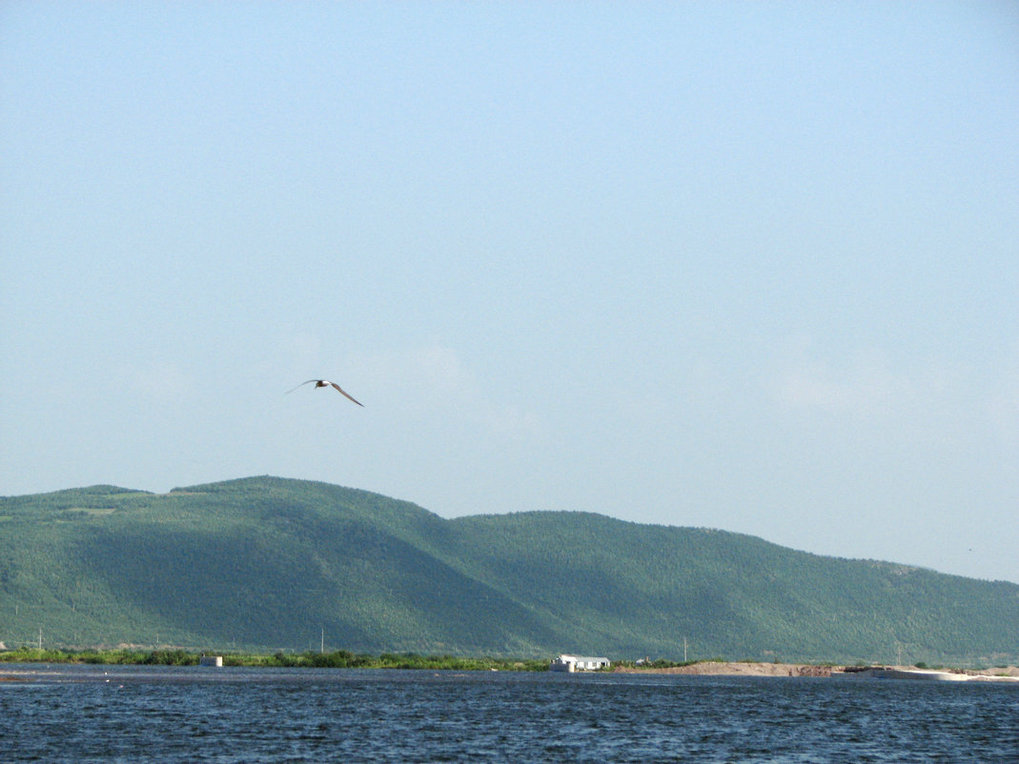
[2,664,1017,762]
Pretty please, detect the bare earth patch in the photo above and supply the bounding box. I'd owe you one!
[615,662,829,677]
[614,662,1019,678]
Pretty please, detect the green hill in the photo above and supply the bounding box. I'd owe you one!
[1,476,1016,665]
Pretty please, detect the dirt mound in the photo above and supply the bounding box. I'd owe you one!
[614,662,1019,678]
[615,661,828,677]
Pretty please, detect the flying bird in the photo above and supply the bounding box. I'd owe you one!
[286,379,364,407]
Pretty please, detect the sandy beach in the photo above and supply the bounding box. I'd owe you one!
[613,661,1019,679]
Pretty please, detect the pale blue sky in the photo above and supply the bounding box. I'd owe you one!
[2,2,1017,583]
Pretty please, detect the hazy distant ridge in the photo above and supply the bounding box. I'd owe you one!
[2,476,1016,665]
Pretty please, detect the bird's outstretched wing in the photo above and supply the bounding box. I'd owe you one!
[284,380,319,395]
[329,382,364,407]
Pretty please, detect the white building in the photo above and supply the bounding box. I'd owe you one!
[549,654,610,672]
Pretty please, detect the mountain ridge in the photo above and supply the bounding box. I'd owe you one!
[1,475,1016,665]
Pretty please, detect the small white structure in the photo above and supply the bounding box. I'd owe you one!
[199,655,223,667]
[550,654,610,672]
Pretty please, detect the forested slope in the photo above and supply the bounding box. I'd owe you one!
[1,476,1015,665]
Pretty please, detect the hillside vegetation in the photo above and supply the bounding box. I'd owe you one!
[1,476,1016,665]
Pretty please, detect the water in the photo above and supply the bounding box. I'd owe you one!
[2,664,1017,762]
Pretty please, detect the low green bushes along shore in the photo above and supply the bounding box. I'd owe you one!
[0,646,549,671]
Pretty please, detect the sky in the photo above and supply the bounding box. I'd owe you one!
[2,2,1017,584]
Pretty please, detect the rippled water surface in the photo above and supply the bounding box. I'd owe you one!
[2,664,1017,761]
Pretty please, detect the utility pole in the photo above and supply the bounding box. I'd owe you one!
[684,636,688,663]
[38,627,42,650]
[320,627,324,653]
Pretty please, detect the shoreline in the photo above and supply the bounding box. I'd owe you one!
[4,648,1018,682]
[613,661,1019,681]
[3,661,1018,684]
